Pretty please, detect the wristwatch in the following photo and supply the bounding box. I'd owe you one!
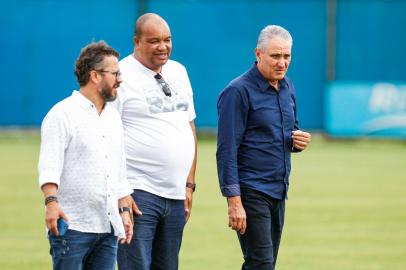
[186,182,196,192]
[45,196,58,205]
[118,207,132,214]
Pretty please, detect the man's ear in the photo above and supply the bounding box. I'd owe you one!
[255,48,261,62]
[89,70,100,84]
[134,36,140,47]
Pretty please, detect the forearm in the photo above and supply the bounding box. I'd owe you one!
[41,183,58,198]
[184,121,197,222]
[118,196,132,208]
[187,121,197,184]
[227,195,242,206]
[187,156,196,184]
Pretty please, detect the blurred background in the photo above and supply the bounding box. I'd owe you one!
[1,0,406,137]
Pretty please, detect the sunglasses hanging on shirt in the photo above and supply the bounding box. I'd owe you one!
[154,73,172,97]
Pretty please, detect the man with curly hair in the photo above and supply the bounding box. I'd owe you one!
[38,41,134,270]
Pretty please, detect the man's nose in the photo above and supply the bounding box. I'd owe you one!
[157,41,166,50]
[276,58,285,67]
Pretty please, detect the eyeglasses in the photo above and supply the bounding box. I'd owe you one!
[154,73,172,97]
[97,70,121,79]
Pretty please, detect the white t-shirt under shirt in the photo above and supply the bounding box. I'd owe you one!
[113,55,196,200]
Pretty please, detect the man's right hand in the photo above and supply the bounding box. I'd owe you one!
[45,201,69,236]
[42,183,69,236]
[227,196,246,235]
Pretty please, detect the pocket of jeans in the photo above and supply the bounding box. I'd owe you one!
[49,232,70,257]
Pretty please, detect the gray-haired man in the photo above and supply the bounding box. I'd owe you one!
[217,25,311,269]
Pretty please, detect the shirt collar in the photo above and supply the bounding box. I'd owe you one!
[249,61,287,92]
[131,54,163,77]
[71,90,96,111]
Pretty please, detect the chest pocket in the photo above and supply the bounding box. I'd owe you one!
[248,92,295,133]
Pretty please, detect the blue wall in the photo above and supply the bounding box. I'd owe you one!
[336,0,406,81]
[1,0,138,125]
[1,0,406,131]
[325,82,406,138]
[147,0,326,129]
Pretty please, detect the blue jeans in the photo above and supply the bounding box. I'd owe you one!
[238,188,285,270]
[117,189,186,270]
[48,229,118,270]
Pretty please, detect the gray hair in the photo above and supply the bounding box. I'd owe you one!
[256,25,292,51]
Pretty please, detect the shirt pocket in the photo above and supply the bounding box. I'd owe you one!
[249,101,282,132]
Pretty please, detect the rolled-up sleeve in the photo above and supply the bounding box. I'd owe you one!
[38,109,68,189]
[216,86,248,197]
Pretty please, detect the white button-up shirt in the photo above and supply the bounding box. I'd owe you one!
[38,91,133,238]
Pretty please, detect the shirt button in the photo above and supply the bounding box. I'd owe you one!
[107,174,109,178]
[105,155,108,158]
[108,212,110,215]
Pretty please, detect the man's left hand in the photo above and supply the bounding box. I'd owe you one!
[184,188,193,223]
[292,130,311,150]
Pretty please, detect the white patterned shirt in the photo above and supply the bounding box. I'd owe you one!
[38,91,133,238]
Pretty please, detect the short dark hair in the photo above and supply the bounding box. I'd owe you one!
[74,41,119,86]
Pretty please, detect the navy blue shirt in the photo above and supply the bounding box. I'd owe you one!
[216,63,300,200]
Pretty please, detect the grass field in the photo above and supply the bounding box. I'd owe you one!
[0,131,405,269]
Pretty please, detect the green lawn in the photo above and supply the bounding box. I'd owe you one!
[0,131,405,269]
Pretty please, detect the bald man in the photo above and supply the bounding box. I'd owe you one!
[113,13,197,270]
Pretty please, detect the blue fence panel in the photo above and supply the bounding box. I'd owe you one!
[4,0,405,132]
[336,0,406,81]
[146,0,326,129]
[1,0,138,125]
[1,0,327,129]
[325,81,406,138]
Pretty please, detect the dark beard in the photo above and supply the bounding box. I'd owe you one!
[101,84,118,102]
